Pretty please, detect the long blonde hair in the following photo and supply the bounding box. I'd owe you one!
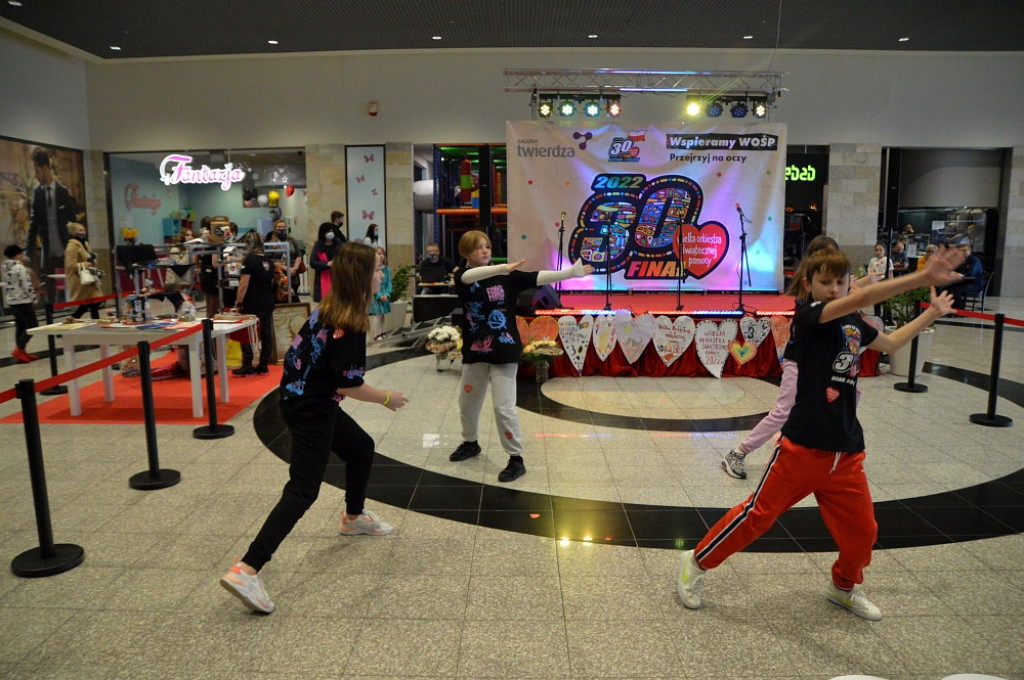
[318,241,375,332]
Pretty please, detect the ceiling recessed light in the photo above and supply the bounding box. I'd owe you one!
[743,35,754,40]
[8,1,24,6]
[588,34,598,39]
[109,46,121,51]
[432,35,442,40]
[267,39,279,45]
[898,36,910,42]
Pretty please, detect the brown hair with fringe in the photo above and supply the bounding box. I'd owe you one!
[797,249,853,303]
[784,235,840,299]
[457,230,491,261]
[317,241,376,333]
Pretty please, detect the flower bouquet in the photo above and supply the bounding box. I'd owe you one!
[521,339,564,383]
[425,325,462,370]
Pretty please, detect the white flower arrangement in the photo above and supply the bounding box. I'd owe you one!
[522,339,564,365]
[425,325,463,356]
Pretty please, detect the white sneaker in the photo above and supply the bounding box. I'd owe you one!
[340,509,394,536]
[220,559,274,613]
[676,550,706,609]
[721,449,747,479]
[827,582,882,621]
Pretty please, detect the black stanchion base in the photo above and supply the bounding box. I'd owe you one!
[894,382,928,393]
[969,413,1013,428]
[12,543,85,578]
[193,424,235,440]
[129,469,181,490]
[40,385,69,395]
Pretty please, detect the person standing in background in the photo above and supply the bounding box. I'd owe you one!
[25,148,77,303]
[309,222,342,302]
[3,244,44,362]
[330,210,348,243]
[233,231,276,376]
[369,246,391,340]
[64,222,102,319]
[890,238,908,275]
[363,223,380,247]
[267,219,303,296]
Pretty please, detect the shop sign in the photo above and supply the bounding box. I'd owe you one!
[159,154,245,191]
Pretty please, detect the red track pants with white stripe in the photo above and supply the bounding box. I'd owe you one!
[694,436,877,590]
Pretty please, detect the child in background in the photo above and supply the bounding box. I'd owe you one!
[369,246,392,340]
[220,241,408,614]
[448,230,593,482]
[678,245,964,621]
[3,244,44,362]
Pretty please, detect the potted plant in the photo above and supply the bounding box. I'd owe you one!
[384,264,414,332]
[881,286,933,376]
[521,339,564,383]
[425,324,462,371]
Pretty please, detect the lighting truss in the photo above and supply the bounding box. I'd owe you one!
[509,69,783,120]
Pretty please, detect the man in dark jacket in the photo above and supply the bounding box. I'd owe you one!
[26,148,78,301]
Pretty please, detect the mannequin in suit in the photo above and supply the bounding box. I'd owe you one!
[25,148,78,302]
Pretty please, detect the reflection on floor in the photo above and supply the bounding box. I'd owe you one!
[0,299,1022,679]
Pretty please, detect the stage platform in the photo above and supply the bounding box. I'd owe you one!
[517,291,877,380]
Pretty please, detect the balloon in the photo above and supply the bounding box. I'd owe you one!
[268,190,280,207]
[257,194,269,207]
[286,185,295,197]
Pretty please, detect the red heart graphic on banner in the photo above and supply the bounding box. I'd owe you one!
[826,387,840,403]
[673,221,730,279]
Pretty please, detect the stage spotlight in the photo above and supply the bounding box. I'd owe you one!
[730,99,748,118]
[559,98,576,117]
[583,99,601,117]
[706,100,724,117]
[685,96,702,117]
[537,97,554,118]
[606,96,621,117]
[752,100,768,118]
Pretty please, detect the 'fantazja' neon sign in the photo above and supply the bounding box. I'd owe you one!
[159,154,245,191]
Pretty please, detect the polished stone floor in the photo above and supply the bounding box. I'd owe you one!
[0,297,1022,680]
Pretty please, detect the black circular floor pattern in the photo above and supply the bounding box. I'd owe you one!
[253,348,1024,551]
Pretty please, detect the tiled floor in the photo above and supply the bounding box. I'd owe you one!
[1,297,1022,680]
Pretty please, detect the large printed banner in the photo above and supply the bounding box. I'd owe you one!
[507,122,786,292]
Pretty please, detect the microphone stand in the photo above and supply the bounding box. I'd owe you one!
[676,230,688,311]
[555,212,566,292]
[736,210,752,314]
[602,213,614,311]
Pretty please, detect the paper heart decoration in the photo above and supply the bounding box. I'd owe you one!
[694,319,738,378]
[614,312,656,364]
[739,316,772,346]
[516,315,559,346]
[673,221,730,279]
[558,314,594,373]
[770,316,792,361]
[729,339,757,364]
[653,315,696,367]
[592,314,618,361]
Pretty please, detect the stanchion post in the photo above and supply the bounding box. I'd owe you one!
[193,318,235,439]
[128,341,182,489]
[11,379,85,578]
[894,300,928,393]
[970,313,1013,427]
[40,303,68,396]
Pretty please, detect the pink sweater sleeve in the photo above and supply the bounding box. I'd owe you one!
[738,358,798,454]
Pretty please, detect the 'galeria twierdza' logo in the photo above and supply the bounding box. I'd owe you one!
[608,130,646,162]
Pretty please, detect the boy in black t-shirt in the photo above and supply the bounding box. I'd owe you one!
[677,246,964,621]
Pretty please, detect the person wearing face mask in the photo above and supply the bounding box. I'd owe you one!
[330,210,348,243]
[310,222,342,302]
[418,242,456,294]
[64,221,103,319]
[363,223,380,247]
[267,219,303,298]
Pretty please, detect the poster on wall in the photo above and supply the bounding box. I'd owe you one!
[346,145,386,249]
[506,122,786,292]
[0,136,87,269]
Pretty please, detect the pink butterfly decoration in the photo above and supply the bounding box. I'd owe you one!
[362,210,374,220]
[364,154,374,163]
[355,175,365,183]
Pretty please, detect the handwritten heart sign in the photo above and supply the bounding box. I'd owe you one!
[615,312,656,364]
[695,319,738,378]
[740,316,772,346]
[592,314,618,361]
[558,314,594,373]
[770,316,791,361]
[729,339,757,364]
[653,315,696,367]
[517,315,559,346]
[673,222,730,279]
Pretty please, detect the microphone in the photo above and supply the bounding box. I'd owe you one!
[561,211,566,220]
[735,203,745,218]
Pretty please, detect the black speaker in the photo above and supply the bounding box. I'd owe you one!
[515,284,562,315]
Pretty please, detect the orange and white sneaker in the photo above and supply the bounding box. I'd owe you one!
[340,510,393,536]
[219,559,274,613]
